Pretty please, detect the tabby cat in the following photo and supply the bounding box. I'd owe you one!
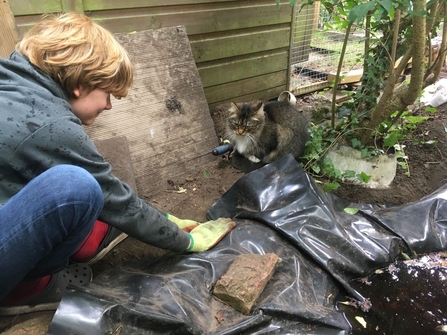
[225,99,309,164]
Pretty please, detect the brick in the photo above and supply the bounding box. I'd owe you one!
[213,253,282,315]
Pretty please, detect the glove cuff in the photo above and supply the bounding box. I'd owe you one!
[186,233,194,252]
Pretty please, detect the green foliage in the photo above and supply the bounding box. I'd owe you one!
[301,99,434,189]
[344,207,360,214]
[202,169,210,179]
[377,110,428,150]
[324,182,340,192]
[295,0,442,191]
[301,116,375,191]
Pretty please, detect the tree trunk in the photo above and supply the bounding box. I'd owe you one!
[360,0,426,143]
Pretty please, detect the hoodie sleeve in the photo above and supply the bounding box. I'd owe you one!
[11,116,191,253]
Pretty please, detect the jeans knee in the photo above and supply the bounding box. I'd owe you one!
[44,165,104,212]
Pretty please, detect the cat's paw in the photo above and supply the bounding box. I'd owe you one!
[248,155,261,163]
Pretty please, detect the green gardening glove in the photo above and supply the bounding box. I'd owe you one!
[166,213,200,232]
[186,218,236,252]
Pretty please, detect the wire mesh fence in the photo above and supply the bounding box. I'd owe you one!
[289,1,365,96]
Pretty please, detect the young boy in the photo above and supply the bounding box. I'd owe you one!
[0,12,234,315]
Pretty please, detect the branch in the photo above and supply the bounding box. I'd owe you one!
[331,23,352,128]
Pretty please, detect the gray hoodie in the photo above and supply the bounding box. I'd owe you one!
[0,51,190,252]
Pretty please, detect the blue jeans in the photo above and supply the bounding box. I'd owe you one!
[0,165,103,299]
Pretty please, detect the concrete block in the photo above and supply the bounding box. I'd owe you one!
[325,145,397,188]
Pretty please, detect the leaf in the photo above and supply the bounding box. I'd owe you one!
[176,187,187,194]
[377,0,394,14]
[383,132,399,147]
[425,106,437,114]
[311,164,321,174]
[421,140,438,147]
[357,172,371,183]
[203,169,210,179]
[397,161,408,170]
[355,316,367,329]
[434,325,447,332]
[405,116,429,125]
[360,148,370,158]
[343,170,356,178]
[401,252,411,260]
[348,2,376,24]
[351,138,362,149]
[344,207,359,214]
[324,182,340,192]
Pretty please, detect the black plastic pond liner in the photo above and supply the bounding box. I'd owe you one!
[48,155,447,334]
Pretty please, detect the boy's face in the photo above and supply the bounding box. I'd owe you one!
[69,88,112,125]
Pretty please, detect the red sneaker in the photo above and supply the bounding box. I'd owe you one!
[0,263,92,316]
[81,226,127,265]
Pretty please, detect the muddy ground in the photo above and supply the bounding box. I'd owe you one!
[1,99,447,334]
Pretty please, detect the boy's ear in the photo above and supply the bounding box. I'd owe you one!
[72,88,82,98]
[72,87,88,98]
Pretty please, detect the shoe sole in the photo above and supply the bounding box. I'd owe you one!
[0,263,92,316]
[85,232,128,265]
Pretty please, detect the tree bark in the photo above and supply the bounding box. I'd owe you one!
[360,0,426,143]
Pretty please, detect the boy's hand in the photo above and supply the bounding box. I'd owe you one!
[166,213,199,232]
[187,218,236,252]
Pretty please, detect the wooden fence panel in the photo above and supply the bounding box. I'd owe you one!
[6,0,294,108]
[83,0,239,11]
[87,4,292,35]
[198,51,288,87]
[204,71,287,104]
[9,0,62,15]
[190,26,290,62]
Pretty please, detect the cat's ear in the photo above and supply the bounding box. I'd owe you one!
[252,100,264,114]
[228,102,239,115]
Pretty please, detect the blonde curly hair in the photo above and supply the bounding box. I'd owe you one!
[17,12,133,99]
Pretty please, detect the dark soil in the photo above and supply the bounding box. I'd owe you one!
[2,100,447,335]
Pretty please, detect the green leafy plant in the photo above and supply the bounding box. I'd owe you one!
[289,0,443,191]
[301,117,374,191]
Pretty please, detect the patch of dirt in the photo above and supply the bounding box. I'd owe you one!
[2,101,447,334]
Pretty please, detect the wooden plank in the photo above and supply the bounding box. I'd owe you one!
[204,71,287,104]
[94,136,138,194]
[83,0,290,11]
[208,86,286,111]
[0,0,19,58]
[12,3,291,41]
[61,0,84,13]
[291,81,331,96]
[190,27,290,62]
[327,68,363,84]
[10,15,41,37]
[9,0,61,15]
[85,26,218,197]
[88,3,292,35]
[83,0,239,11]
[198,51,289,87]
